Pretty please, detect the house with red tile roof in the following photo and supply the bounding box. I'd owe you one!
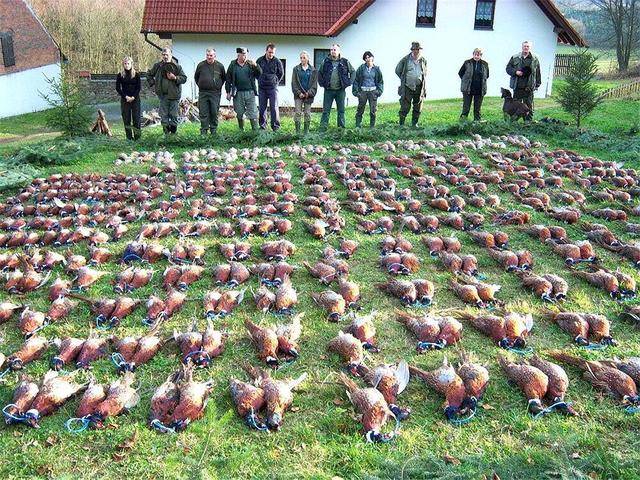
[0,0,62,118]
[141,0,585,107]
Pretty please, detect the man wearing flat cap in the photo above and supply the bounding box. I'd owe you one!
[225,47,262,130]
[395,42,428,127]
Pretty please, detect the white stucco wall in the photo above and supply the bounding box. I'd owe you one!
[0,63,61,118]
[170,0,559,107]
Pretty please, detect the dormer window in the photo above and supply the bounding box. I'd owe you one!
[474,0,496,30]
[416,0,437,27]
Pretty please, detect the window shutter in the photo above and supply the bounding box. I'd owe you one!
[1,33,15,67]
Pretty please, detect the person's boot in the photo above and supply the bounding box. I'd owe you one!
[162,125,169,135]
[250,119,258,131]
[170,125,177,134]
[200,128,208,135]
[399,116,406,127]
[210,128,217,135]
[295,121,301,134]
[355,115,362,128]
[370,114,376,128]
[237,118,245,131]
[411,115,420,128]
[303,120,310,135]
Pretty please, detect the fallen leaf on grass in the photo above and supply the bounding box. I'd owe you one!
[481,404,495,410]
[443,453,461,465]
[332,397,344,406]
[290,406,300,412]
[571,452,581,459]
[45,435,59,447]
[112,430,138,461]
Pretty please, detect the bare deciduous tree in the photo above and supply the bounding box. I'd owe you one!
[587,0,639,71]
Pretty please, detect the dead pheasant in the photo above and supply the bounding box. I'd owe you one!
[395,309,463,352]
[328,331,365,375]
[339,372,399,443]
[548,350,640,408]
[409,357,471,422]
[356,361,411,421]
[3,370,87,428]
[344,311,379,352]
[454,309,533,351]
[311,290,346,322]
[66,372,139,431]
[542,309,615,347]
[243,364,306,431]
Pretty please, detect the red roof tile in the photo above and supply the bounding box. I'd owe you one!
[141,0,585,46]
[141,0,374,36]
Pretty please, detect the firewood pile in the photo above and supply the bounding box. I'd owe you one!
[90,109,112,136]
[141,100,236,128]
[179,98,200,123]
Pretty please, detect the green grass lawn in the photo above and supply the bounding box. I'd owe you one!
[0,88,638,479]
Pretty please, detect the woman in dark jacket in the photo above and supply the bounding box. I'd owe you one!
[352,51,383,128]
[458,48,489,121]
[116,56,142,140]
[291,51,318,135]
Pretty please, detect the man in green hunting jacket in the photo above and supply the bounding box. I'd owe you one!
[395,42,428,127]
[147,47,187,134]
[225,47,262,131]
[506,41,541,120]
[194,48,226,135]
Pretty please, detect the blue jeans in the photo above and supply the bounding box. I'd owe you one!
[320,89,346,128]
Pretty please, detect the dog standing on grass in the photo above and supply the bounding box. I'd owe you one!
[501,88,531,121]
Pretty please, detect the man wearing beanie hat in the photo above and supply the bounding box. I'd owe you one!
[225,47,262,130]
[395,42,428,127]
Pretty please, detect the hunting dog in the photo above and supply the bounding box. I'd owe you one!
[501,88,531,121]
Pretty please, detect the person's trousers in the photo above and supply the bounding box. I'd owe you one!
[233,90,258,120]
[399,85,423,125]
[158,95,179,129]
[514,88,534,119]
[294,97,312,123]
[258,88,280,130]
[320,88,346,128]
[199,90,221,133]
[355,91,378,127]
[461,93,484,121]
[121,97,141,140]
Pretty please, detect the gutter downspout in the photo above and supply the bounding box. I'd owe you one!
[143,32,178,63]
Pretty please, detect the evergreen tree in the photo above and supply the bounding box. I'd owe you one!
[556,49,603,128]
[39,67,93,137]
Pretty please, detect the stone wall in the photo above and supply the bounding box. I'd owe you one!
[78,72,155,104]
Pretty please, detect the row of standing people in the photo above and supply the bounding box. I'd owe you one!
[115,41,541,139]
